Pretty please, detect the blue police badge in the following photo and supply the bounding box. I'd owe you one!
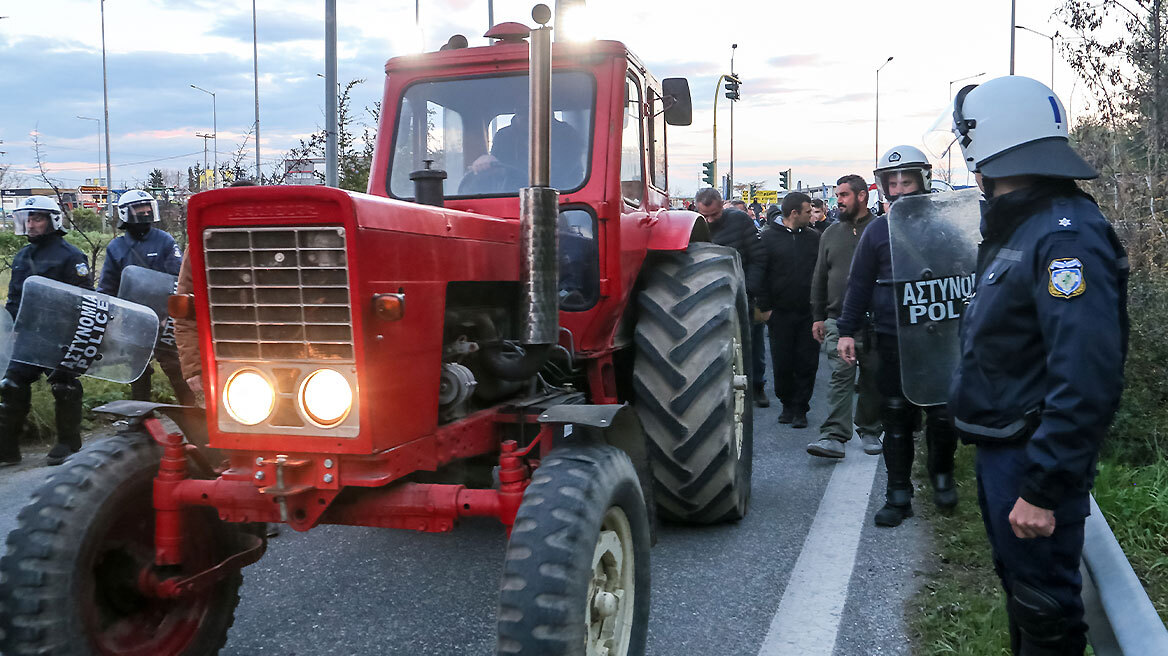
[75,262,89,278]
[1048,258,1084,298]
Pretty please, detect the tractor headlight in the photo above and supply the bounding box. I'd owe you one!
[298,369,353,427]
[223,369,276,426]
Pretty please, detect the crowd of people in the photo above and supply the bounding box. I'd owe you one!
[696,74,1128,655]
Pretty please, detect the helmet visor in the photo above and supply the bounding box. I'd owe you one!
[12,211,27,236]
[124,201,156,224]
[923,100,959,159]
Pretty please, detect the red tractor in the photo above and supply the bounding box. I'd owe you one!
[0,7,754,655]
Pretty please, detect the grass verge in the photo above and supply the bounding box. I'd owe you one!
[908,444,1011,656]
[909,446,1168,654]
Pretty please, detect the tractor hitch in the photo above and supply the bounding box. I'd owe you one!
[139,532,266,599]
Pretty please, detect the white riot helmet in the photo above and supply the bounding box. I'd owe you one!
[12,195,66,236]
[926,75,1096,180]
[874,145,932,204]
[116,189,159,228]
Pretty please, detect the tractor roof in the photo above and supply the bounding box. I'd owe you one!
[384,39,633,75]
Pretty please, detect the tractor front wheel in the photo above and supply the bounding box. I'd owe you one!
[0,433,246,656]
[497,445,651,656]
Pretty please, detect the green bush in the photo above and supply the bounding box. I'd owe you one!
[1108,268,1168,465]
[70,207,102,232]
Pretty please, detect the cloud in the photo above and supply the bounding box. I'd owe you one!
[210,11,321,44]
[765,54,825,68]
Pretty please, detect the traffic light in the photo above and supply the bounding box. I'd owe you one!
[748,183,757,201]
[702,160,716,186]
[779,168,792,190]
[724,75,741,101]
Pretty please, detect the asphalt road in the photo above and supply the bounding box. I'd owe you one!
[0,348,936,655]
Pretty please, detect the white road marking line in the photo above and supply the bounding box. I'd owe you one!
[757,442,880,656]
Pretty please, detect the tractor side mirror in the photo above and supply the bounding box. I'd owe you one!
[661,78,692,126]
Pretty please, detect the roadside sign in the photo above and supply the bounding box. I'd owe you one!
[743,189,779,206]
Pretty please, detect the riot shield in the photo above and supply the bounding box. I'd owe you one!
[118,265,179,355]
[10,276,159,383]
[118,265,178,320]
[887,188,982,406]
[0,311,13,374]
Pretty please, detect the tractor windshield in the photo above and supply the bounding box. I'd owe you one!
[388,71,595,198]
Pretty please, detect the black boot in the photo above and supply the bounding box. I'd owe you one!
[926,407,958,510]
[48,378,83,466]
[875,397,915,527]
[0,378,31,467]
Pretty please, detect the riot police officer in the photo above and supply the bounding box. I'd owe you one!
[836,146,959,526]
[99,189,192,404]
[0,196,93,466]
[943,76,1128,655]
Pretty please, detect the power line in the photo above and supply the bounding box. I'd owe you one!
[27,150,207,172]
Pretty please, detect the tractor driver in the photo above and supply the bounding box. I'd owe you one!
[464,108,585,193]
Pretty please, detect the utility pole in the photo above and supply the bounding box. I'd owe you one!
[325,0,338,187]
[191,85,218,188]
[1015,25,1057,89]
[196,133,212,190]
[252,0,262,182]
[100,0,114,229]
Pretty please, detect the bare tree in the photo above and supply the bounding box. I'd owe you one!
[31,129,109,272]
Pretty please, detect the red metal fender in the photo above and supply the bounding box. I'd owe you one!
[644,209,710,252]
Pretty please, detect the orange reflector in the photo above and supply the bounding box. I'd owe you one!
[168,294,196,320]
[373,293,405,321]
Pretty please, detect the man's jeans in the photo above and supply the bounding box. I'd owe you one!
[819,318,882,442]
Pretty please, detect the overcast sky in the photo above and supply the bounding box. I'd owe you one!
[0,0,1087,195]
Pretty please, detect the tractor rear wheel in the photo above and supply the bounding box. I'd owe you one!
[497,445,651,656]
[0,433,246,656]
[633,242,754,524]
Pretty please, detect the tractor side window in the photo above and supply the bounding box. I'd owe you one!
[558,208,599,311]
[649,89,667,190]
[620,77,644,206]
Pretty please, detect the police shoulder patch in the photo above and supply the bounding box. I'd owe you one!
[1048,258,1084,299]
[173,244,182,258]
[75,262,89,278]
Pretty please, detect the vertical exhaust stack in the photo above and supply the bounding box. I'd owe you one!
[519,4,559,348]
[482,4,558,382]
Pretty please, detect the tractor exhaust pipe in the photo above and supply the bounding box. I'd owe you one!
[485,4,557,382]
[519,4,558,347]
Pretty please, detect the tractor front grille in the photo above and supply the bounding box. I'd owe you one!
[204,226,354,361]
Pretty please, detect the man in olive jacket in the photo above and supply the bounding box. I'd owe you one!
[807,175,883,458]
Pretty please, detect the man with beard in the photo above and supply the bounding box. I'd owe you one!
[806,175,883,458]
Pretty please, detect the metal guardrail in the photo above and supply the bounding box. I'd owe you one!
[1080,495,1168,655]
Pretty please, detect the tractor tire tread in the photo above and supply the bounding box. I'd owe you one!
[633,243,754,524]
[497,445,650,656]
[0,433,242,656]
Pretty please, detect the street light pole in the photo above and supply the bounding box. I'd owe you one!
[876,56,893,167]
[325,0,338,187]
[100,0,114,229]
[1010,0,1016,74]
[730,43,737,196]
[947,72,986,181]
[196,133,212,190]
[252,0,262,182]
[1015,24,1057,89]
[190,85,217,188]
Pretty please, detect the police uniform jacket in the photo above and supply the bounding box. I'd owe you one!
[97,227,182,296]
[5,233,93,320]
[948,181,1128,512]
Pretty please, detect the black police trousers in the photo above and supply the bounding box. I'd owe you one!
[0,361,83,453]
[976,444,1089,655]
[131,345,195,406]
